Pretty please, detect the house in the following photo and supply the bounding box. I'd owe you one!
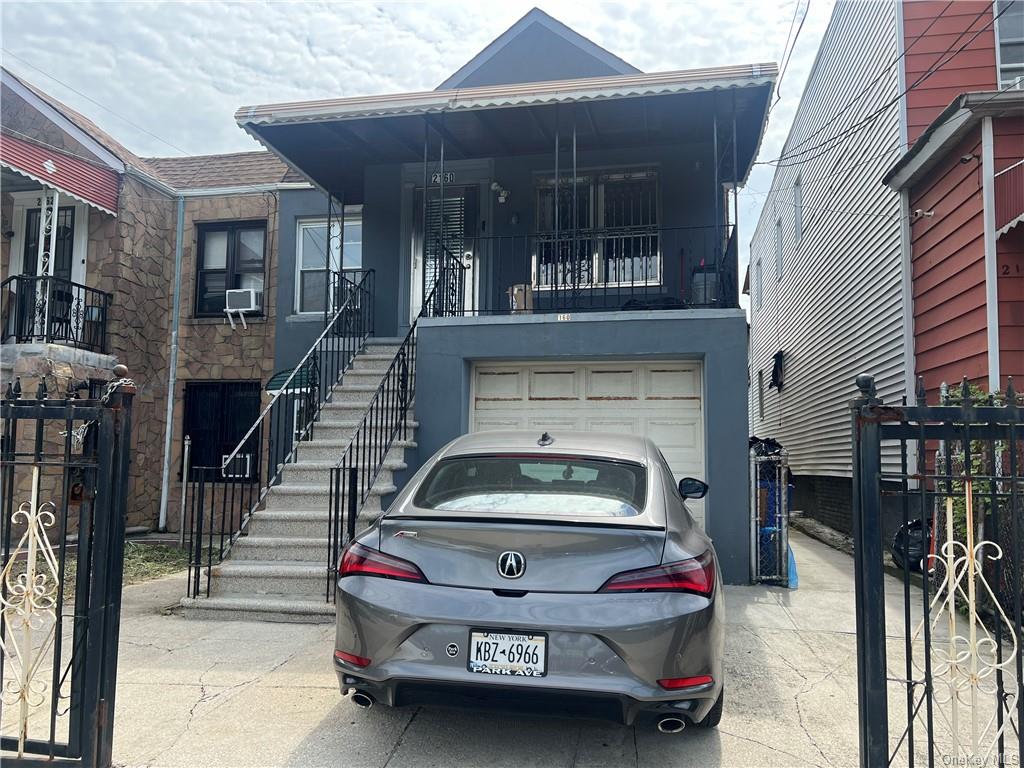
[175,5,777,621]
[747,0,1023,534]
[0,67,332,536]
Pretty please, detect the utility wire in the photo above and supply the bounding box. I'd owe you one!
[759,2,1007,168]
[772,0,811,112]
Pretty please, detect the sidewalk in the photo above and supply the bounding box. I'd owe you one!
[110,532,868,767]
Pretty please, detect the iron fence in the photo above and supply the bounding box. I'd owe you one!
[1,275,111,354]
[1,371,134,768]
[851,374,1022,768]
[184,270,374,598]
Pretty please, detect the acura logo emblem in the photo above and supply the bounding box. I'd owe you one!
[497,551,526,579]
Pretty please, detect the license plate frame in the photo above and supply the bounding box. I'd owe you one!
[467,629,548,678]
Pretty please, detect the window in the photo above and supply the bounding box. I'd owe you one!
[775,218,784,281]
[793,176,804,243]
[182,381,261,478]
[413,456,647,517]
[295,214,362,314]
[757,370,765,419]
[996,1,1024,88]
[534,169,660,289]
[195,221,266,316]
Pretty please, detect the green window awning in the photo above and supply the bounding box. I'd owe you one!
[266,360,317,392]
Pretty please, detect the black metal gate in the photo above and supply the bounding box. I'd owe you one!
[0,372,134,768]
[851,374,1022,768]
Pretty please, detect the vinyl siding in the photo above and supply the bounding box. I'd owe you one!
[903,0,998,145]
[748,0,905,478]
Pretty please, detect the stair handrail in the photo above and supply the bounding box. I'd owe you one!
[185,268,374,599]
[325,253,461,599]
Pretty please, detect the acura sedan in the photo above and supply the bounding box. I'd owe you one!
[333,430,724,732]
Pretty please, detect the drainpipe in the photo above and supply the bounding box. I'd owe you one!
[158,195,185,532]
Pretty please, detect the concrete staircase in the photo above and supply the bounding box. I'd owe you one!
[181,338,416,623]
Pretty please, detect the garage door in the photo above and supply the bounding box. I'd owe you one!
[471,361,706,528]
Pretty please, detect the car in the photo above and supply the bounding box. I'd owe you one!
[333,430,724,732]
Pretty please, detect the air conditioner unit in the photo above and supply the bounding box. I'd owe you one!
[225,288,263,313]
[222,453,252,480]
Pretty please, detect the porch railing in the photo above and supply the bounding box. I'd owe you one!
[0,274,111,353]
[421,223,737,318]
[185,269,374,598]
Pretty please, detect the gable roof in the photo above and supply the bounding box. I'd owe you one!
[2,66,162,179]
[142,151,305,189]
[436,7,639,90]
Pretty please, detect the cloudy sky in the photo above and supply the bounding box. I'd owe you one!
[1,0,836,296]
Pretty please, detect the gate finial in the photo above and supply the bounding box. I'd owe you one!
[1007,377,1017,404]
[915,376,927,406]
[855,374,876,399]
[960,377,971,405]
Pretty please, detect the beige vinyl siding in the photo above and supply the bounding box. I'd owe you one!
[748,0,906,478]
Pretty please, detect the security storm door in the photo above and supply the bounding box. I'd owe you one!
[470,360,706,527]
[411,185,479,319]
[23,206,75,281]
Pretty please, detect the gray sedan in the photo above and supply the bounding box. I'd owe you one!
[333,430,724,732]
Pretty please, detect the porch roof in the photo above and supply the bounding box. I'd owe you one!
[236,64,777,202]
[0,132,120,215]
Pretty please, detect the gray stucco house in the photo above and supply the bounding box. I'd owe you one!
[227,9,776,589]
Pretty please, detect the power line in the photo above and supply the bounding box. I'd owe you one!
[772,0,811,112]
[2,48,193,157]
[759,1,1007,168]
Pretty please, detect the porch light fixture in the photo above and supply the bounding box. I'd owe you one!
[490,181,510,204]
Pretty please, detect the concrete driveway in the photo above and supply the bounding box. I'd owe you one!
[112,531,865,768]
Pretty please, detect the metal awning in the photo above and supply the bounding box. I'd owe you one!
[236,64,777,201]
[0,132,120,215]
[266,360,317,392]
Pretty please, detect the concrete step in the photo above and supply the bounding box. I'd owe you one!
[209,560,328,599]
[309,418,418,442]
[351,353,404,372]
[263,481,394,512]
[320,399,415,418]
[330,384,410,403]
[294,438,416,462]
[180,594,335,624]
[339,370,391,387]
[247,509,377,538]
[281,457,406,486]
[232,535,327,562]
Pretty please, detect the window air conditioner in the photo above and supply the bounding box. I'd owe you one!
[225,288,263,313]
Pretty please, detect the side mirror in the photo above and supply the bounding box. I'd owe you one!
[678,477,709,499]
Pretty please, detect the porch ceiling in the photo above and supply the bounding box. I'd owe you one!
[237,66,776,203]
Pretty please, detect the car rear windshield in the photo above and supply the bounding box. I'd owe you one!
[412,455,647,517]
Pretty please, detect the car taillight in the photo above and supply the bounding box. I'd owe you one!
[339,542,427,583]
[598,550,715,596]
[658,674,714,690]
[334,649,371,668]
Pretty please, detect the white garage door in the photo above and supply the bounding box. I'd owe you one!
[471,361,706,528]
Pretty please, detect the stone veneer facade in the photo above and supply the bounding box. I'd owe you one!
[160,192,279,532]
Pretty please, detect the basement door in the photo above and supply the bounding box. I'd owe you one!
[470,360,706,528]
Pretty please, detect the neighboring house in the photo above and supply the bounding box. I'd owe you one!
[747,0,1023,534]
[226,6,776,588]
[0,68,331,535]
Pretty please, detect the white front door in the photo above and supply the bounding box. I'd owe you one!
[470,360,707,527]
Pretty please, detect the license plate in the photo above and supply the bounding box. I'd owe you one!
[467,630,547,677]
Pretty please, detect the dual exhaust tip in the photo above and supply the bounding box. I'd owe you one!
[352,690,686,733]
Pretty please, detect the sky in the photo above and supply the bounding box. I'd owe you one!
[1,0,837,303]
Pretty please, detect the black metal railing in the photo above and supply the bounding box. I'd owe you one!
[1,274,111,353]
[852,375,1022,767]
[1,371,134,767]
[418,224,737,318]
[185,269,374,598]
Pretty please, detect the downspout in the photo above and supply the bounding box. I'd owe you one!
[981,116,1000,391]
[158,195,185,532]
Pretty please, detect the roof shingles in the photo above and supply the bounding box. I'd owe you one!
[141,151,302,189]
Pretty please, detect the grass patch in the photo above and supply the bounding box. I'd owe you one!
[121,542,190,585]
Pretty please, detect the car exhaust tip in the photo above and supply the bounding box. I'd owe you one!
[657,716,686,734]
[351,691,375,710]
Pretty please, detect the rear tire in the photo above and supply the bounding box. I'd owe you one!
[695,689,723,728]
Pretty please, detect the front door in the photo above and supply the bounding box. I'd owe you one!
[23,206,76,281]
[411,185,479,320]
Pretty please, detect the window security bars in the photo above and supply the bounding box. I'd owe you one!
[851,375,1022,768]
